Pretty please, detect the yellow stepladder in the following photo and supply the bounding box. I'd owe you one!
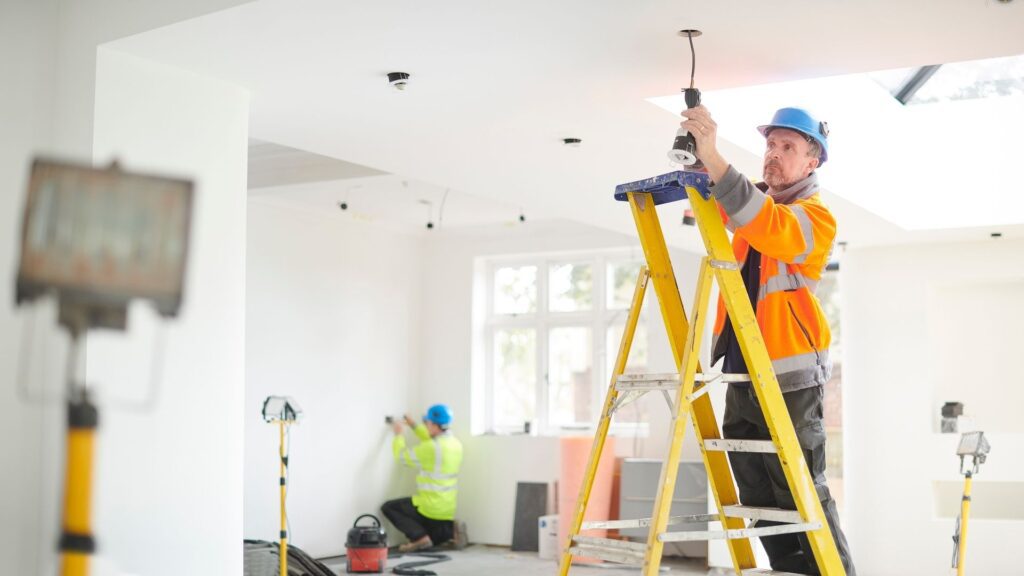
[557,171,845,576]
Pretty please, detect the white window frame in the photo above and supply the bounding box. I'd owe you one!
[481,249,649,436]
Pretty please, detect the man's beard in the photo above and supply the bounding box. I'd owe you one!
[763,164,793,191]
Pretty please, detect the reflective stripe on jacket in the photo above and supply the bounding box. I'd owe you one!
[392,424,463,520]
[709,166,835,391]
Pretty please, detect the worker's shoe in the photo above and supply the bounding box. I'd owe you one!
[398,536,433,553]
[453,520,469,550]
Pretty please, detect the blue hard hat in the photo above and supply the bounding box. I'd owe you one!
[425,404,453,426]
[757,107,830,164]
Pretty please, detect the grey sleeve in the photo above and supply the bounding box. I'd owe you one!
[708,165,767,227]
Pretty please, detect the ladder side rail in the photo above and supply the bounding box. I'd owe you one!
[681,255,757,574]
[628,191,695,576]
[686,185,846,576]
[557,266,650,576]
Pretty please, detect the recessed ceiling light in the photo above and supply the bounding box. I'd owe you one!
[991,232,1002,238]
[562,138,582,147]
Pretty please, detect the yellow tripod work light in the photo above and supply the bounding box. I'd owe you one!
[262,396,302,575]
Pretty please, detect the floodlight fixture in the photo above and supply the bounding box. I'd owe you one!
[16,158,193,334]
[956,430,990,475]
[262,395,302,423]
[952,430,990,574]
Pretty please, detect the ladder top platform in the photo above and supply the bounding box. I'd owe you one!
[614,170,712,205]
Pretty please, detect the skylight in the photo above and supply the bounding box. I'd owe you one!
[871,53,1024,105]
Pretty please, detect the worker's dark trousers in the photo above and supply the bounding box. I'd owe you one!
[381,497,453,545]
[723,385,856,576]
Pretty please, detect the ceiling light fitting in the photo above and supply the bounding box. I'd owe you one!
[387,72,410,91]
[668,30,703,167]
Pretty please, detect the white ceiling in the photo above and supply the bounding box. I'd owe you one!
[248,139,386,189]
[250,173,529,232]
[108,0,1024,248]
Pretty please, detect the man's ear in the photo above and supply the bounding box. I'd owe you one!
[806,156,820,175]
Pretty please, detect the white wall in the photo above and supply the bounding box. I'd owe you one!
[844,238,1024,576]
[417,217,706,545]
[84,48,249,575]
[0,2,59,574]
[245,197,423,558]
[53,0,254,156]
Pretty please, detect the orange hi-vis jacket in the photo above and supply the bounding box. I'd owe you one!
[709,166,836,392]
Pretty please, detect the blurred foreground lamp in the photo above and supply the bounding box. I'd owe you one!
[262,396,302,576]
[13,158,193,576]
[16,158,193,334]
[952,431,991,576]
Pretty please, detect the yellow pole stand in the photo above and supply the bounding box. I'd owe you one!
[60,395,97,576]
[279,420,288,576]
[957,472,973,576]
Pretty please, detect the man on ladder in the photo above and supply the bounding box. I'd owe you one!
[679,105,856,575]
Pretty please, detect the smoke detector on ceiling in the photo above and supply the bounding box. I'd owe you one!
[387,72,411,91]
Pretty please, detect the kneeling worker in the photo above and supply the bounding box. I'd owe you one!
[382,404,463,553]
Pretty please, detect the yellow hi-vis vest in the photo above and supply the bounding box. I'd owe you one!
[392,424,463,521]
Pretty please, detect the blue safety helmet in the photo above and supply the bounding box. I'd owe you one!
[757,107,830,165]
[424,404,453,427]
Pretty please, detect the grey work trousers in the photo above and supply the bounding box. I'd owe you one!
[722,384,856,575]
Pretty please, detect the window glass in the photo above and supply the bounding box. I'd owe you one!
[493,328,537,428]
[547,327,593,426]
[550,262,593,312]
[607,261,643,309]
[494,265,537,315]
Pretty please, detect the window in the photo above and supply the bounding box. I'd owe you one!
[870,53,1024,105]
[481,252,648,434]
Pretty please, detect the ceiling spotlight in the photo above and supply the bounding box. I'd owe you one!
[338,201,348,211]
[387,72,411,91]
[562,138,582,147]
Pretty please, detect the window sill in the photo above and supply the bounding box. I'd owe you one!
[477,423,650,439]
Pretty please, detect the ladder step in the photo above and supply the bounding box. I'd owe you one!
[567,546,643,565]
[658,521,822,543]
[582,513,716,531]
[615,372,679,391]
[703,439,777,453]
[569,536,645,564]
[741,570,807,575]
[722,505,804,524]
[615,372,750,391]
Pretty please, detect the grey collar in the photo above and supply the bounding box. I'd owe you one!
[764,173,819,205]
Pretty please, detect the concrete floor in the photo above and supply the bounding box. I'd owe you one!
[321,544,720,576]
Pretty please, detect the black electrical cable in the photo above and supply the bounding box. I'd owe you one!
[687,31,696,89]
[438,189,449,228]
